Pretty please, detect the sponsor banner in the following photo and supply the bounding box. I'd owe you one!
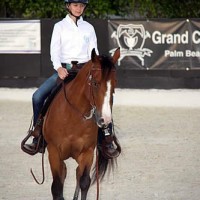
[0,20,41,54]
[108,19,200,69]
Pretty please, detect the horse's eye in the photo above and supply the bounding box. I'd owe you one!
[92,81,99,88]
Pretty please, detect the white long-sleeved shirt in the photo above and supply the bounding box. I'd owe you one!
[50,14,98,70]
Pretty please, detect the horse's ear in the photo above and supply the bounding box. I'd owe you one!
[91,48,97,62]
[112,47,120,64]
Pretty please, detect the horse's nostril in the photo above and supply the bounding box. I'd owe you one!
[96,118,105,128]
[99,118,104,125]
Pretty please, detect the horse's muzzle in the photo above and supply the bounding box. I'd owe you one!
[96,117,112,128]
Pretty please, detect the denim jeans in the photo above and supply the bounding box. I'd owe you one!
[32,73,58,126]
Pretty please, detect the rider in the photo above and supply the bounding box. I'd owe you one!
[22,0,119,159]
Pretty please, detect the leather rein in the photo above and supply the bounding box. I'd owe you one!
[61,67,100,121]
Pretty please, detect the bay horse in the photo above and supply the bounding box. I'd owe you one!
[43,48,121,200]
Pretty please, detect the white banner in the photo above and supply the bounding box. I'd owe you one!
[0,20,41,54]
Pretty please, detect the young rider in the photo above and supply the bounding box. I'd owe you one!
[22,0,120,159]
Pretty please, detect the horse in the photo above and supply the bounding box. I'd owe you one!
[43,48,121,200]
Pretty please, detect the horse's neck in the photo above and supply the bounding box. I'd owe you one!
[65,62,92,112]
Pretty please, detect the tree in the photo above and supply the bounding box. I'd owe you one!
[0,0,65,18]
[0,0,200,19]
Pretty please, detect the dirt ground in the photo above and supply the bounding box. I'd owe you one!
[1,97,200,200]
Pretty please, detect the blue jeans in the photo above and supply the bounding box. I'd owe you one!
[32,73,58,126]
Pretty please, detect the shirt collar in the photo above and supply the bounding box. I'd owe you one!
[65,14,83,25]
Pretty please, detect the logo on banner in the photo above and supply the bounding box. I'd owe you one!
[110,24,153,66]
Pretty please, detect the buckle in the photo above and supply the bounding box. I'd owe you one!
[104,128,111,136]
[62,63,72,70]
[66,63,72,70]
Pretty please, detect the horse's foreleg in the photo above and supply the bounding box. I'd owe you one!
[48,145,67,200]
[80,167,91,200]
[75,149,94,200]
[74,165,91,200]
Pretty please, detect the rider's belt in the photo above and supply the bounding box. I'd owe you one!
[61,62,86,70]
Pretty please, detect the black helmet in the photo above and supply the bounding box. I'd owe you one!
[64,0,89,4]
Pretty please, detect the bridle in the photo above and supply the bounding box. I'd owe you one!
[84,68,101,119]
[62,65,116,126]
[62,67,99,121]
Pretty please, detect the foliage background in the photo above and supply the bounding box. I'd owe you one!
[0,0,200,19]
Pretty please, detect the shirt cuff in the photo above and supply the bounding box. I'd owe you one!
[53,62,62,71]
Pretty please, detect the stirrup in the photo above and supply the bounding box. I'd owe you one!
[101,139,120,159]
[98,125,121,159]
[97,134,120,159]
[21,132,44,155]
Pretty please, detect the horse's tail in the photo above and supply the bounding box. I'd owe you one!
[91,134,121,184]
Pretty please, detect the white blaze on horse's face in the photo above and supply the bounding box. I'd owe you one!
[101,80,112,126]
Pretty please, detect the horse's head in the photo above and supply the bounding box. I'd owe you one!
[88,48,120,128]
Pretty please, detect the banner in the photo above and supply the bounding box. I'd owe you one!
[108,19,200,69]
[0,20,41,54]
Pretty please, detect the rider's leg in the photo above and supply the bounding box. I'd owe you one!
[33,73,59,124]
[23,73,58,153]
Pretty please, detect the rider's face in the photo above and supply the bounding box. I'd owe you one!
[68,3,86,17]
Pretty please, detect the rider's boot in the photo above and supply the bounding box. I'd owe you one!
[23,115,45,154]
[99,124,120,159]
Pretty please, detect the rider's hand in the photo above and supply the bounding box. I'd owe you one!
[57,67,69,80]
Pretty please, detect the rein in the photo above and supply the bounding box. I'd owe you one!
[61,67,116,123]
[61,80,96,120]
[61,68,98,121]
[30,145,45,185]
[96,146,100,200]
